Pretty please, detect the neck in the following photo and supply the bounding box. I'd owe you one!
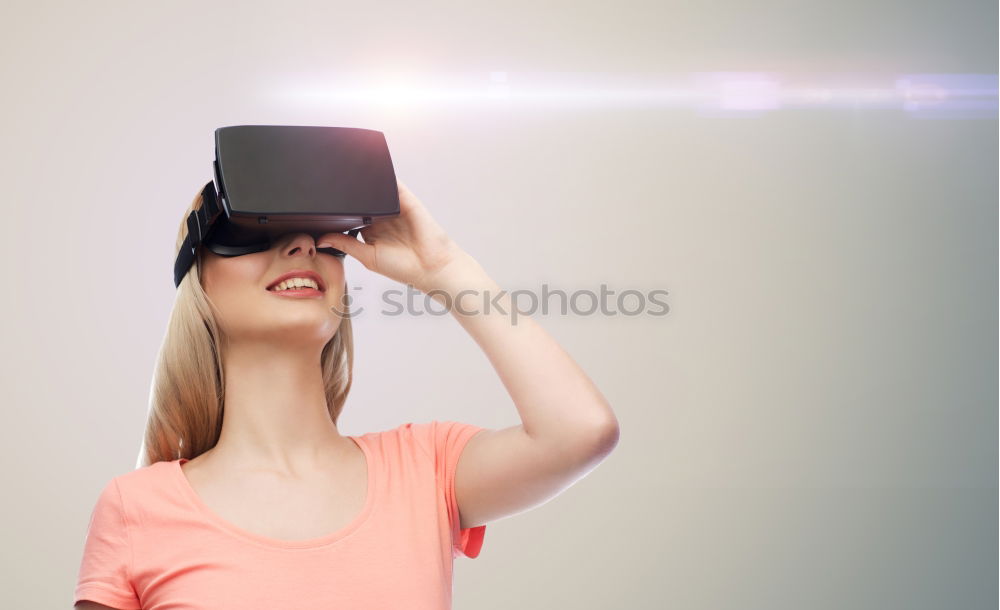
[209,337,347,473]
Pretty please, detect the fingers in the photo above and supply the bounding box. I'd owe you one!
[397,178,424,214]
[316,233,375,269]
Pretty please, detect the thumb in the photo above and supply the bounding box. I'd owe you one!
[317,233,375,268]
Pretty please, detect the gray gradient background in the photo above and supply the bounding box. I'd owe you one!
[1,1,997,609]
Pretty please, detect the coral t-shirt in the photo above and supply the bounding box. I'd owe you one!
[73,420,487,610]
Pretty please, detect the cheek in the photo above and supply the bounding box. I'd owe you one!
[321,260,347,303]
[203,256,268,310]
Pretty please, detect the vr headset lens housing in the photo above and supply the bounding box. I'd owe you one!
[202,223,358,257]
[174,125,400,288]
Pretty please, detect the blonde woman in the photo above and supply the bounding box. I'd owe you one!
[73,178,620,609]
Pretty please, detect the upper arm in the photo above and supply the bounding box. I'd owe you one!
[454,422,620,530]
[75,602,127,610]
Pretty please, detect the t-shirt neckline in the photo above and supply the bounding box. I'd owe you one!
[171,435,376,551]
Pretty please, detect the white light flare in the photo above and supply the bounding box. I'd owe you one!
[270,72,998,120]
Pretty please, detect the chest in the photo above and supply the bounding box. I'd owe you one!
[227,480,365,541]
[186,457,368,542]
[133,444,459,610]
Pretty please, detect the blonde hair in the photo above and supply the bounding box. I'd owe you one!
[137,187,354,467]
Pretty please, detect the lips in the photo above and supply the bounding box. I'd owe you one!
[265,269,326,292]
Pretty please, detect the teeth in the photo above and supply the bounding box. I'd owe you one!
[272,277,320,291]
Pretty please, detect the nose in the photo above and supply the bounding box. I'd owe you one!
[277,233,319,258]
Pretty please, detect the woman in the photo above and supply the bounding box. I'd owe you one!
[74,178,620,609]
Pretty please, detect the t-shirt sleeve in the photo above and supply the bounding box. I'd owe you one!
[74,478,142,609]
[432,420,488,559]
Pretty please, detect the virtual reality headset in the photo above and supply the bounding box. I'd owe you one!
[173,125,401,288]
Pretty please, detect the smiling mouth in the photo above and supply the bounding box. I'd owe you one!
[268,286,322,292]
[267,286,325,299]
[265,275,325,293]
[267,282,323,293]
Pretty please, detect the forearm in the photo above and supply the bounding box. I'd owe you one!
[422,250,620,448]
